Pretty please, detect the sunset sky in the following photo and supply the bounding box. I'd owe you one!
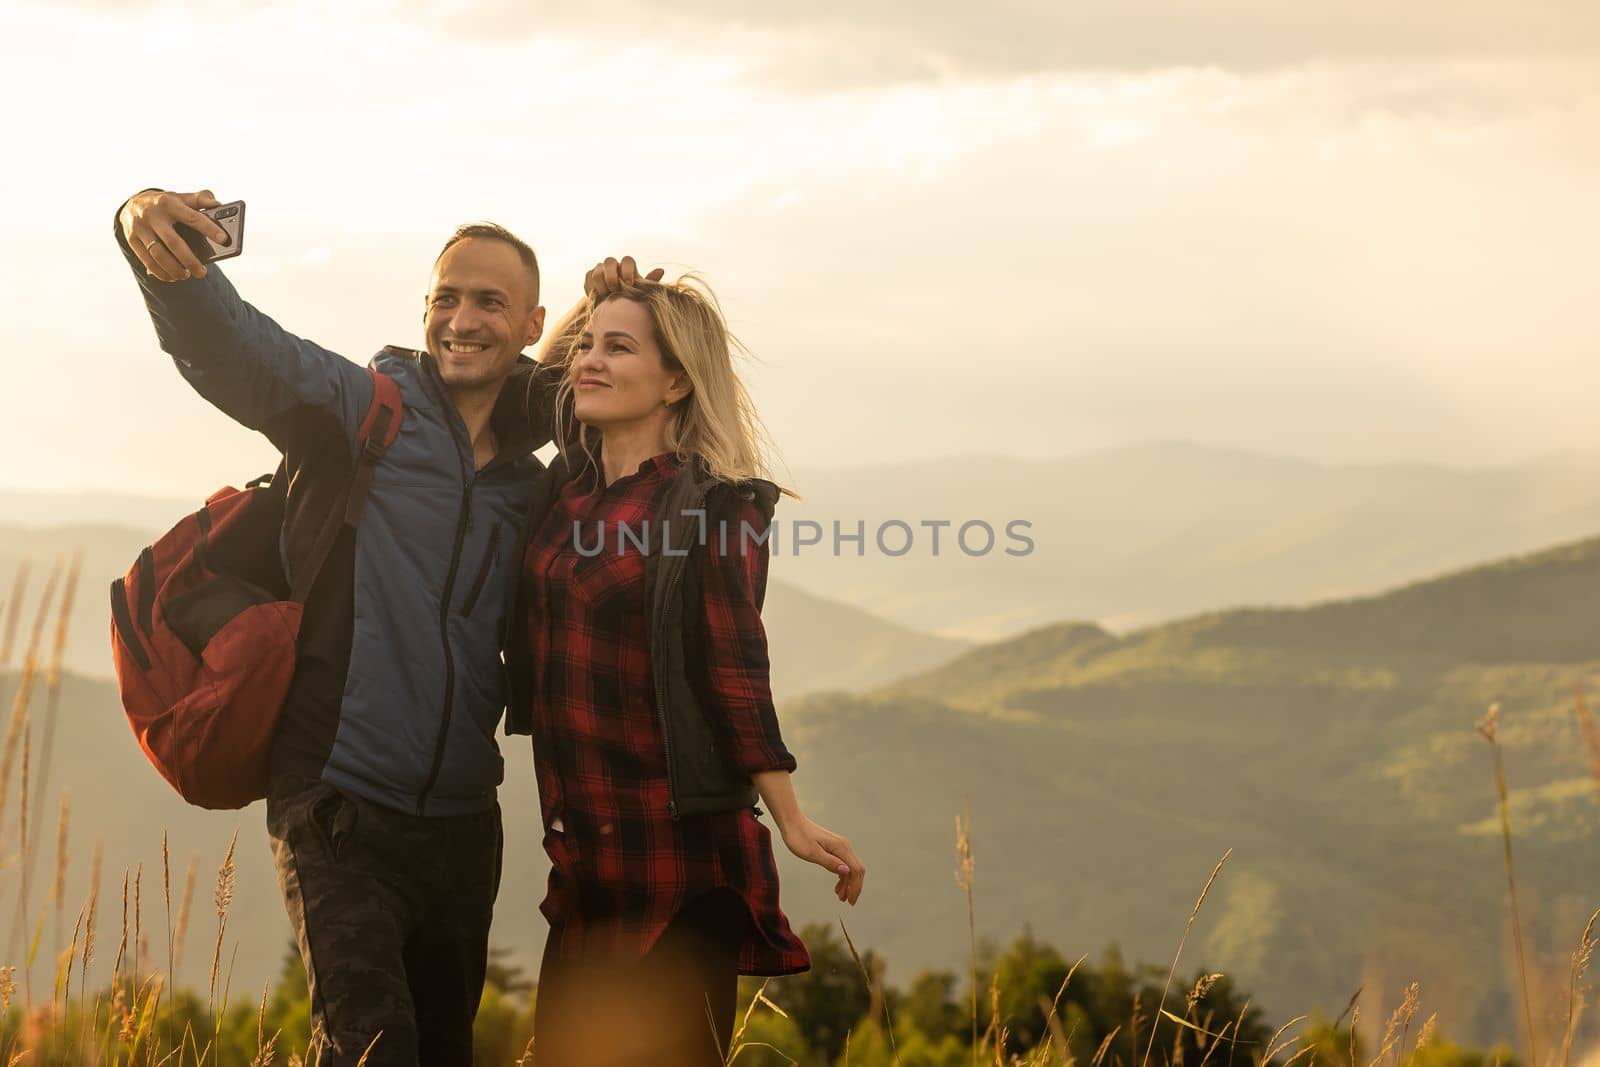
[3,0,1599,495]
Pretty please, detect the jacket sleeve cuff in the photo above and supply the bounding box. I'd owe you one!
[739,746,798,776]
[112,189,161,271]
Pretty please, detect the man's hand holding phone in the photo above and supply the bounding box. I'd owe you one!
[119,189,239,283]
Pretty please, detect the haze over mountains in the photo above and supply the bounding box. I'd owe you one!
[15,442,1600,671]
[0,522,965,701]
[779,442,1600,638]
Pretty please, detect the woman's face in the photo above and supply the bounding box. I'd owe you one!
[570,297,689,430]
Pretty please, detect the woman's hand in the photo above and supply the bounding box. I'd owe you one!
[751,770,866,904]
[780,816,866,905]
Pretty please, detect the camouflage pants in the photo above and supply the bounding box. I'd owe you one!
[266,774,502,1067]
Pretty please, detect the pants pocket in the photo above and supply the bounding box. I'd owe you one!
[307,784,358,863]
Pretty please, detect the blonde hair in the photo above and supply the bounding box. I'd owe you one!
[539,274,797,499]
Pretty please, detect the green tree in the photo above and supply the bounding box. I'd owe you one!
[261,940,313,1057]
[835,1018,967,1067]
[899,970,966,1046]
[1411,1039,1519,1067]
[485,944,534,996]
[1300,1014,1362,1067]
[989,925,1074,1052]
[473,981,536,1066]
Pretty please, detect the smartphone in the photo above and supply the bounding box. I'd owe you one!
[175,200,246,263]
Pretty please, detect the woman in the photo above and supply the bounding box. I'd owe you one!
[516,264,866,1066]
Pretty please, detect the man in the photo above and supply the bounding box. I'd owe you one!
[116,188,652,1065]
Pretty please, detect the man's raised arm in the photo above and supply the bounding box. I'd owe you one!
[115,188,370,441]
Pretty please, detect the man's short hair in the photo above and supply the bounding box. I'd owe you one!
[436,222,541,304]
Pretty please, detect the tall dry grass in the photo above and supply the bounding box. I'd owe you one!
[0,561,30,669]
[4,554,70,972]
[0,655,37,859]
[172,852,199,980]
[20,558,60,671]
[1140,851,1231,1067]
[1559,908,1599,1067]
[0,554,249,1065]
[33,551,82,855]
[1478,704,1540,1067]
[52,791,68,955]
[210,829,239,1066]
[957,797,977,1064]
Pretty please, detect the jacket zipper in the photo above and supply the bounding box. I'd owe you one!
[498,500,538,729]
[655,566,684,820]
[458,523,501,617]
[653,483,708,821]
[415,365,478,815]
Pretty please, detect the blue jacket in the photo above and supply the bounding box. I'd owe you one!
[116,217,558,815]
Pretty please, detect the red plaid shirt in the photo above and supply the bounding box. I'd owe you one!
[521,450,810,976]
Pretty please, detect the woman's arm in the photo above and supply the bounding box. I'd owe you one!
[698,495,867,905]
[753,769,867,905]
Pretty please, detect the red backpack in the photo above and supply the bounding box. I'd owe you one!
[110,368,403,809]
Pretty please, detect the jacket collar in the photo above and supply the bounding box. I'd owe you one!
[385,346,548,460]
[542,444,782,521]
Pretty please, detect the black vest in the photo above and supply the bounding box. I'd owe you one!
[503,451,781,819]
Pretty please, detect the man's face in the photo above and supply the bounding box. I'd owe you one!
[423,237,545,393]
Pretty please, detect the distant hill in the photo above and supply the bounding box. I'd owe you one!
[762,580,971,693]
[0,521,966,698]
[780,534,1600,1044]
[3,534,1597,1047]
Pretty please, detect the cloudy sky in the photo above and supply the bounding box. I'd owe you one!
[2,0,1598,495]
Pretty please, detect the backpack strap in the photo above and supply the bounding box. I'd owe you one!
[289,368,404,604]
[345,370,403,525]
